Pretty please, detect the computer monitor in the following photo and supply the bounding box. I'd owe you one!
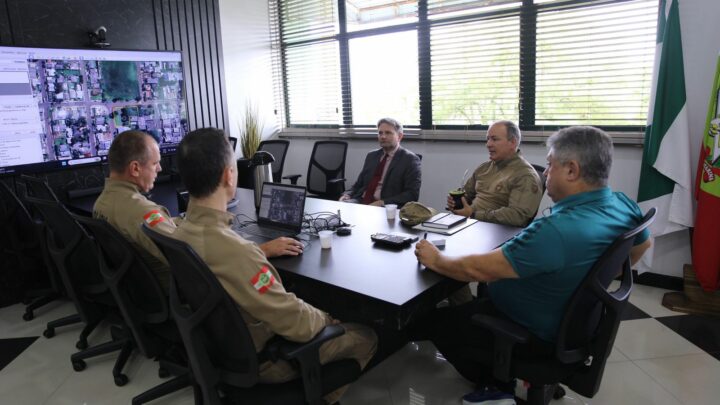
[0,46,188,175]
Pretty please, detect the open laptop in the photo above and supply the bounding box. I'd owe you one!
[236,182,307,244]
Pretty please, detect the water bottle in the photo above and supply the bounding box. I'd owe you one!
[250,151,275,211]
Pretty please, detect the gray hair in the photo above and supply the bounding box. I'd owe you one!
[377,117,403,134]
[546,126,613,187]
[492,120,521,145]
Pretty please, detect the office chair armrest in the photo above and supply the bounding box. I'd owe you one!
[277,325,346,405]
[472,314,530,344]
[283,174,302,185]
[472,314,531,382]
[278,324,345,360]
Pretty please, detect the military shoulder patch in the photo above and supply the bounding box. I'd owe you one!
[250,266,275,294]
[143,210,165,227]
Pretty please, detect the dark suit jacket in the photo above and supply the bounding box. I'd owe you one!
[347,146,421,207]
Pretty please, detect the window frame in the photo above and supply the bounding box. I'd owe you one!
[271,0,656,141]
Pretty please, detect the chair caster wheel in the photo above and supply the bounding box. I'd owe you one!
[553,385,566,399]
[23,312,34,321]
[43,328,55,338]
[76,339,88,350]
[114,374,129,386]
[72,360,86,372]
[158,367,170,378]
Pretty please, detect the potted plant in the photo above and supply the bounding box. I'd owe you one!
[240,102,263,158]
[236,103,263,188]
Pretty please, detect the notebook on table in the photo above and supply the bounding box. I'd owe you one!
[234,182,307,245]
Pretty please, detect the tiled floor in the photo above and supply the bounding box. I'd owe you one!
[1,284,719,405]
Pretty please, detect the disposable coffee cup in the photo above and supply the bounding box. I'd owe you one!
[449,189,465,210]
[385,204,397,220]
[318,230,333,249]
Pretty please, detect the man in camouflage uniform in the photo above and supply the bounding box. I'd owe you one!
[172,128,377,404]
[94,130,176,289]
[448,120,543,227]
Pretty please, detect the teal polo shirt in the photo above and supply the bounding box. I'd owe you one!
[490,187,649,342]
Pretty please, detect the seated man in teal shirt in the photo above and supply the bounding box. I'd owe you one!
[411,126,652,404]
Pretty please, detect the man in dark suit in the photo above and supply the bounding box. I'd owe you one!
[339,117,422,207]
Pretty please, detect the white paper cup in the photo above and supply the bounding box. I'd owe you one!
[385,204,397,220]
[319,230,333,249]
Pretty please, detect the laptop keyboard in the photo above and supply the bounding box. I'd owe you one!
[239,223,293,240]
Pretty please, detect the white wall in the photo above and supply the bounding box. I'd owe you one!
[219,0,720,277]
[218,0,279,157]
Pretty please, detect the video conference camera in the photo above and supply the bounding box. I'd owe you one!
[88,26,110,48]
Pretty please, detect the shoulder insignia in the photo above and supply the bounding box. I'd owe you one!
[143,210,165,227]
[250,266,275,294]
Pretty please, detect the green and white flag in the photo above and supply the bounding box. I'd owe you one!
[637,0,694,273]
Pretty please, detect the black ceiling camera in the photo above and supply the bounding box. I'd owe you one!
[89,26,110,48]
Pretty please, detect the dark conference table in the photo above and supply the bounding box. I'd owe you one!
[68,184,521,329]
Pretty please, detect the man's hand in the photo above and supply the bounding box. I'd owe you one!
[339,194,351,202]
[260,237,304,257]
[445,195,456,211]
[369,200,384,207]
[451,196,473,218]
[415,239,442,269]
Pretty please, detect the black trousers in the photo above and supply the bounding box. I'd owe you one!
[407,297,553,388]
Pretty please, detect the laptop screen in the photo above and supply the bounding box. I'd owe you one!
[257,182,307,232]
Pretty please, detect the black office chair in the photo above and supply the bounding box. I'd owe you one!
[0,181,46,307]
[527,164,547,226]
[71,214,193,402]
[258,139,290,182]
[531,164,547,195]
[285,141,348,200]
[142,224,362,405]
[469,207,656,404]
[23,191,129,377]
[21,175,82,327]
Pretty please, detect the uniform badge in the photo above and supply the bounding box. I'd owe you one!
[144,210,165,227]
[251,266,275,294]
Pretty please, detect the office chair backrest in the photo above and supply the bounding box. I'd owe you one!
[142,224,260,398]
[258,140,290,182]
[526,164,547,225]
[531,164,546,195]
[23,195,107,321]
[307,140,348,197]
[7,178,65,300]
[0,181,41,303]
[556,207,656,397]
[22,174,60,201]
[74,215,168,356]
[0,181,37,252]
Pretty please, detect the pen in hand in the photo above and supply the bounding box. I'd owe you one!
[418,232,427,265]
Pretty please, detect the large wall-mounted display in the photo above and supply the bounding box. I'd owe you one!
[0,46,188,175]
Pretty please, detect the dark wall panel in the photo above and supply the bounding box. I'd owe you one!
[5,0,157,49]
[0,0,12,45]
[151,0,227,131]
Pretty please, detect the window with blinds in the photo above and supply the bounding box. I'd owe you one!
[277,0,342,125]
[350,31,420,125]
[431,15,520,126]
[271,0,658,134]
[535,0,658,126]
